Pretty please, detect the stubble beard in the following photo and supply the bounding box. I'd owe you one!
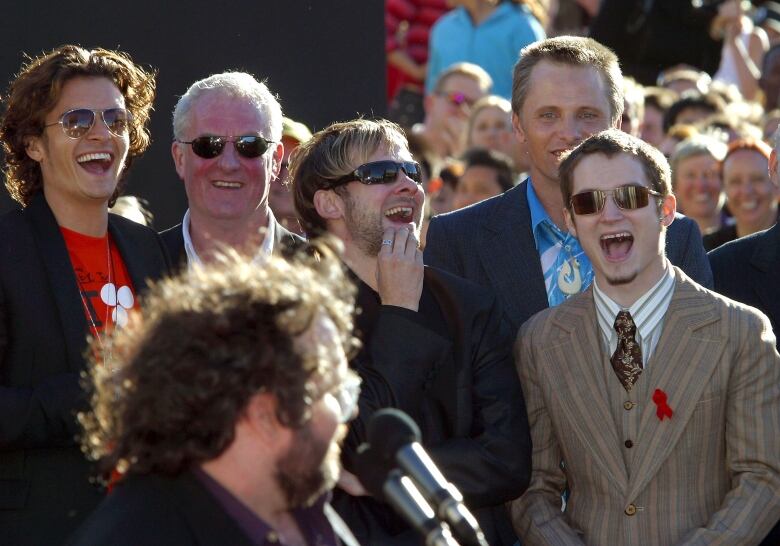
[274,423,343,509]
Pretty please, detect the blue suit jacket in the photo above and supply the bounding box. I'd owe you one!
[424,180,714,333]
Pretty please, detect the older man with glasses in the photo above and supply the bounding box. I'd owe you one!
[161,72,305,271]
[0,45,171,544]
[289,117,531,545]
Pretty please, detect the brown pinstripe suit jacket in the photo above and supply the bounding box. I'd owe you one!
[511,267,780,545]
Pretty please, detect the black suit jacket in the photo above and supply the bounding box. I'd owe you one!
[67,471,358,546]
[0,194,171,545]
[709,224,780,546]
[160,217,306,272]
[424,180,714,334]
[709,223,780,339]
[334,266,532,545]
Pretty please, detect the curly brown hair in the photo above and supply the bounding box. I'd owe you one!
[79,240,357,480]
[0,45,156,207]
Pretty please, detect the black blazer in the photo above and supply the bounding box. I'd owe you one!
[709,222,780,338]
[160,217,306,272]
[67,472,359,546]
[709,225,780,546]
[0,194,171,545]
[335,266,532,545]
[424,180,714,334]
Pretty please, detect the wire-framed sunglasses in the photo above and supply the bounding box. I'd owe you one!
[570,185,663,215]
[332,160,422,187]
[177,135,276,159]
[44,108,132,139]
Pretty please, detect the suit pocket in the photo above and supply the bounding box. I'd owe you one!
[0,479,29,509]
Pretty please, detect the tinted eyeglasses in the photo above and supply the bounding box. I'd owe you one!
[44,108,132,139]
[332,160,422,187]
[332,372,362,424]
[436,91,476,108]
[570,185,663,215]
[177,135,276,159]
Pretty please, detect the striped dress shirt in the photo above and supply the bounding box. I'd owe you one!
[592,260,675,368]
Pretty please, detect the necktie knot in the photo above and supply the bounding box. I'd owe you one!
[614,310,637,337]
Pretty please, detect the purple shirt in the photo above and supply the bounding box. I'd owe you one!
[194,468,342,546]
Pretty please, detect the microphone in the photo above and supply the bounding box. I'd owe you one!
[354,444,460,546]
[368,409,488,546]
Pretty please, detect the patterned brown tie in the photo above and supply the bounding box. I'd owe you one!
[611,310,643,391]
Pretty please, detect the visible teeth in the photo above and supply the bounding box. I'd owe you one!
[77,152,110,163]
[692,194,711,203]
[213,181,242,189]
[740,201,758,211]
[385,206,412,217]
[601,232,632,241]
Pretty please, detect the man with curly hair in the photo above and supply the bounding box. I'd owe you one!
[0,45,170,543]
[70,250,361,546]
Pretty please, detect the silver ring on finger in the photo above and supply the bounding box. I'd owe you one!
[381,239,393,246]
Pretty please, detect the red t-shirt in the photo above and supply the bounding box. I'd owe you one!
[60,227,136,344]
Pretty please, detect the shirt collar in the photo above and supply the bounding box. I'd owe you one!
[527,178,551,234]
[593,261,676,343]
[182,208,276,267]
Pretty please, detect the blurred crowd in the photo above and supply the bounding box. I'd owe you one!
[375,0,779,250]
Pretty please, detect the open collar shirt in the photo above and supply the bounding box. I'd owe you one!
[181,208,276,267]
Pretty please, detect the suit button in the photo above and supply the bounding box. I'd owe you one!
[625,504,637,516]
[625,440,633,448]
[623,401,634,410]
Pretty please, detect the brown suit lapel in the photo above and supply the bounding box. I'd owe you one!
[539,289,629,492]
[627,269,724,501]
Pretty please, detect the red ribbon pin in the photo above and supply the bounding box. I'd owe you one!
[652,389,673,421]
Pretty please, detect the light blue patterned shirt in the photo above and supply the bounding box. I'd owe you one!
[527,181,594,307]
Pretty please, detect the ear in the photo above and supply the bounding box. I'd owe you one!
[512,112,526,144]
[612,112,622,130]
[423,93,434,117]
[564,207,578,237]
[25,135,44,163]
[313,188,345,222]
[770,149,778,182]
[243,392,283,441]
[270,141,284,179]
[659,193,677,227]
[171,141,187,181]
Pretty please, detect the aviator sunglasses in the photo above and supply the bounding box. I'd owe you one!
[332,160,422,187]
[44,108,132,139]
[177,135,276,159]
[570,185,663,215]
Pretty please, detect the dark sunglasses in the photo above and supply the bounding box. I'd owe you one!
[570,185,663,215]
[44,108,132,139]
[177,135,276,159]
[332,160,422,186]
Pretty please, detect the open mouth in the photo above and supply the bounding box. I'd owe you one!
[739,200,758,211]
[211,180,243,189]
[76,152,113,175]
[601,231,633,261]
[384,206,414,223]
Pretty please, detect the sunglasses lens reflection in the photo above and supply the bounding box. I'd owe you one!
[61,109,96,138]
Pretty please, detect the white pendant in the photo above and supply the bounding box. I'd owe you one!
[558,257,582,295]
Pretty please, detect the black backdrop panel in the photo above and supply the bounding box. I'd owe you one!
[0,1,385,229]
